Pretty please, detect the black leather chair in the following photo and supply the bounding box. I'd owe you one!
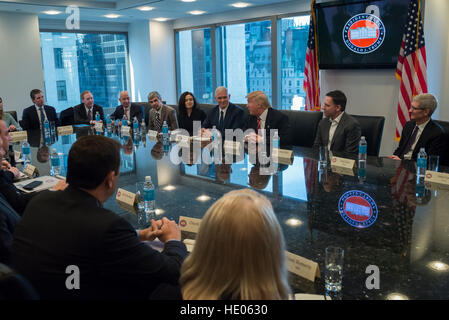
[0,263,39,300]
[4,111,17,122]
[351,115,385,157]
[59,107,74,126]
[281,110,323,147]
[434,120,449,166]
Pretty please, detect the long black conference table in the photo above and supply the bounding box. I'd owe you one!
[11,127,449,300]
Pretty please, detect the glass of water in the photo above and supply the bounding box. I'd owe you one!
[319,145,328,169]
[136,182,149,229]
[325,246,344,292]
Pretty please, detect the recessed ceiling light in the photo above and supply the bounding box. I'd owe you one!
[154,17,169,22]
[189,10,206,15]
[231,2,250,8]
[163,185,176,191]
[427,261,449,272]
[138,6,154,11]
[285,218,303,227]
[181,0,197,2]
[104,14,120,19]
[43,10,61,15]
[196,195,211,202]
[386,293,409,300]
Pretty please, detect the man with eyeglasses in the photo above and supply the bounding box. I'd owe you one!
[147,91,178,132]
[391,93,446,160]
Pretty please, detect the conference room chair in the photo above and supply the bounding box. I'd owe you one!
[351,114,385,157]
[281,110,323,148]
[0,263,39,300]
[434,120,449,167]
[59,107,75,126]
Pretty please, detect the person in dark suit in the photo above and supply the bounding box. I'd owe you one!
[243,90,290,147]
[0,192,20,264]
[148,91,178,132]
[73,91,104,125]
[11,135,187,300]
[21,89,58,130]
[202,86,245,139]
[392,93,446,160]
[313,90,361,157]
[177,92,206,136]
[111,91,143,125]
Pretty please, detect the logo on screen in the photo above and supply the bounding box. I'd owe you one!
[343,13,385,54]
[339,190,378,228]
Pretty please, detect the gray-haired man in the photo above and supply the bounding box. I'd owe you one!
[147,91,178,132]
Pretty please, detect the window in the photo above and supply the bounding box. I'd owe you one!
[176,28,213,103]
[40,32,129,112]
[56,80,67,101]
[219,20,272,103]
[54,48,63,69]
[280,15,310,110]
[116,45,125,52]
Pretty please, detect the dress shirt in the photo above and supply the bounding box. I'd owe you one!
[85,105,93,122]
[403,119,430,160]
[35,104,48,126]
[328,112,344,152]
[258,108,268,132]
[219,104,229,121]
[123,106,131,120]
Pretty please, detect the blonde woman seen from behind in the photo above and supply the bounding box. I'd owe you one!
[180,189,291,300]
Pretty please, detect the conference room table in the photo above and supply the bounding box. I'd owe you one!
[11,127,449,300]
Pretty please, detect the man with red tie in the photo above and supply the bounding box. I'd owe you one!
[391,93,445,160]
[73,90,104,125]
[243,90,290,147]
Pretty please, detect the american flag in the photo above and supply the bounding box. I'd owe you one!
[303,0,320,111]
[395,0,427,140]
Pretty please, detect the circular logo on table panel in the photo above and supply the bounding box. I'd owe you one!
[180,220,187,227]
[343,13,385,54]
[338,190,378,228]
[426,173,432,179]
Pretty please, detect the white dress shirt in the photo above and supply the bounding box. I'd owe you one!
[328,112,344,151]
[403,119,430,160]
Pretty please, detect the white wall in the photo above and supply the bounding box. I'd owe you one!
[0,12,44,118]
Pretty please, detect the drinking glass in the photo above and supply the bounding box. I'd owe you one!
[325,246,344,292]
[427,155,439,172]
[319,145,328,169]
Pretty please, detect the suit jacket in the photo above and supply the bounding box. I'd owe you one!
[11,186,188,300]
[0,192,20,264]
[178,108,207,136]
[202,103,245,137]
[394,119,446,159]
[243,108,291,147]
[0,170,35,215]
[73,104,104,125]
[21,105,58,130]
[149,105,179,132]
[313,112,361,157]
[111,103,143,123]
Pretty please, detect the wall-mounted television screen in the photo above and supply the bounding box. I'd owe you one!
[315,0,411,69]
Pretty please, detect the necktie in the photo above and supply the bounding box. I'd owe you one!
[219,111,224,133]
[39,107,45,129]
[87,108,92,121]
[402,125,419,157]
[155,112,161,132]
[257,117,261,131]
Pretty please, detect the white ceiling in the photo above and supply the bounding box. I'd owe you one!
[0,0,297,23]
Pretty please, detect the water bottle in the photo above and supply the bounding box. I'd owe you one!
[416,147,427,184]
[358,136,367,179]
[133,117,139,133]
[21,141,31,167]
[95,111,100,122]
[162,121,169,145]
[43,118,51,145]
[106,114,112,132]
[140,119,146,135]
[50,148,61,176]
[122,115,128,127]
[143,176,155,215]
[211,125,217,141]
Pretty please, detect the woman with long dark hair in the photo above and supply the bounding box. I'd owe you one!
[177,92,206,136]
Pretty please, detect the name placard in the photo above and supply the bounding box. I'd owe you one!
[24,164,37,177]
[14,150,22,162]
[272,148,294,165]
[177,135,190,148]
[57,125,73,136]
[183,239,196,252]
[94,122,103,132]
[9,131,28,143]
[148,130,159,140]
[424,171,449,186]
[285,251,320,282]
[223,140,242,156]
[179,216,202,234]
[116,188,136,208]
[121,126,131,137]
[331,156,355,169]
[331,165,355,176]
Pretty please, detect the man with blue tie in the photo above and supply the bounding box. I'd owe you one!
[202,86,245,139]
[21,89,58,130]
